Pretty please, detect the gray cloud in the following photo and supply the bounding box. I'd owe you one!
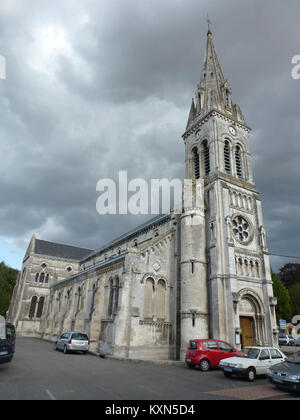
[0,0,299,272]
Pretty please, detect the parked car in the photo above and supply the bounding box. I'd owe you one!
[5,323,16,353]
[293,336,300,347]
[55,332,90,354]
[278,334,295,347]
[0,324,15,365]
[267,351,300,392]
[219,346,286,382]
[185,339,243,372]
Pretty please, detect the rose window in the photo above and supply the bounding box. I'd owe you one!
[232,216,251,243]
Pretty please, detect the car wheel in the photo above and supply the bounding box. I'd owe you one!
[246,368,256,382]
[224,372,232,378]
[199,359,210,372]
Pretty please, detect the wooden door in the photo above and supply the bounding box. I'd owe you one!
[240,317,254,348]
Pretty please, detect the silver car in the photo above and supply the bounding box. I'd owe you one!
[55,332,90,354]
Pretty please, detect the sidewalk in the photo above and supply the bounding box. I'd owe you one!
[89,350,184,365]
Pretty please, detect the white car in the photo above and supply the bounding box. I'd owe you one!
[219,347,286,382]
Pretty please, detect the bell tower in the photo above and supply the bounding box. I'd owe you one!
[180,28,278,353]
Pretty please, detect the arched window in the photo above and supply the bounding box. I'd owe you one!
[77,287,82,313]
[203,140,210,176]
[235,146,243,178]
[155,280,166,321]
[224,140,231,174]
[36,297,45,318]
[90,284,97,319]
[39,273,45,283]
[35,273,39,282]
[255,262,260,278]
[249,261,254,277]
[114,277,120,313]
[45,274,49,284]
[29,296,38,318]
[193,148,200,179]
[144,278,155,320]
[108,278,114,317]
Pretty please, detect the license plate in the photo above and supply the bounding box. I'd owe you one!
[273,378,283,384]
[225,367,233,372]
[186,359,191,363]
[0,351,8,356]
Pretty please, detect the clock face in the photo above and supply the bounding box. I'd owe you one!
[229,126,236,136]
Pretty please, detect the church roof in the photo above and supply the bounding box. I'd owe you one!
[81,214,170,262]
[34,239,93,261]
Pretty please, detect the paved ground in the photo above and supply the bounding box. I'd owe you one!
[280,346,300,354]
[0,338,299,400]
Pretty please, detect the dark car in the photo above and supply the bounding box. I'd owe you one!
[5,324,16,353]
[0,324,15,365]
[267,351,300,392]
[185,339,243,371]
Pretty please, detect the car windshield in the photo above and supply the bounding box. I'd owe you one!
[287,352,300,365]
[71,333,88,341]
[243,348,260,359]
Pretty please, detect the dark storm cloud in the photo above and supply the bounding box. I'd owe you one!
[0,0,299,271]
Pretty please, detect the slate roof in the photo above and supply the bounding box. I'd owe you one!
[81,214,170,261]
[34,239,94,261]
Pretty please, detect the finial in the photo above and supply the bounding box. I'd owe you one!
[206,14,212,35]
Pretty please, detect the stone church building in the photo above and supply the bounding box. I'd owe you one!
[8,29,278,360]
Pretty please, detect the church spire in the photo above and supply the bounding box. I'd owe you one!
[186,28,246,130]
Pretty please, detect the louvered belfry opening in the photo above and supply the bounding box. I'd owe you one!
[203,140,210,176]
[224,140,231,174]
[235,146,243,178]
[193,148,200,179]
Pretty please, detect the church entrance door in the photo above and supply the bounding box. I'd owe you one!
[240,317,254,348]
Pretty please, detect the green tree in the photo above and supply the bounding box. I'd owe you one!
[0,261,19,317]
[289,284,300,317]
[272,271,292,322]
[279,263,300,288]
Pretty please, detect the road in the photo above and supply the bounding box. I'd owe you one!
[0,338,298,400]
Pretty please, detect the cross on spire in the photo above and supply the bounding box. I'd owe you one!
[206,14,212,33]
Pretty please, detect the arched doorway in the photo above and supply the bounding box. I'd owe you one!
[237,291,266,348]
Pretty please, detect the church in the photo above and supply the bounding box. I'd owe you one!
[8,28,278,360]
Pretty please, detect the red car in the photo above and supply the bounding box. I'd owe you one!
[185,339,243,371]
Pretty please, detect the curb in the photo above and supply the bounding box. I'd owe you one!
[88,351,184,365]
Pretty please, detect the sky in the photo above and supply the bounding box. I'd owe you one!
[0,0,299,273]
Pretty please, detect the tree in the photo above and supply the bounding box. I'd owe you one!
[289,284,300,317]
[272,271,292,322]
[279,263,300,288]
[0,262,19,317]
